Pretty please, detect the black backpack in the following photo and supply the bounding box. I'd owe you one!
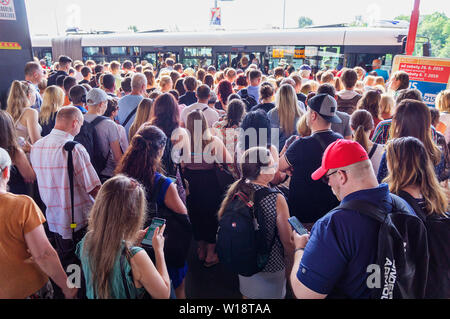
[397,190,450,298]
[216,188,280,277]
[336,194,429,299]
[74,116,108,176]
[238,88,257,112]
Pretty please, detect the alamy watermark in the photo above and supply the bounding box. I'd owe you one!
[170,120,281,164]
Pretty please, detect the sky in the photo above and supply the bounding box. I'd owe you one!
[25,0,450,36]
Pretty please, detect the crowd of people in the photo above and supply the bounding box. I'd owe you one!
[0,54,449,299]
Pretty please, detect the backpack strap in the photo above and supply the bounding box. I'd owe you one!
[311,132,330,152]
[335,194,411,223]
[122,107,138,127]
[91,116,108,127]
[202,106,209,112]
[368,144,378,159]
[63,141,79,237]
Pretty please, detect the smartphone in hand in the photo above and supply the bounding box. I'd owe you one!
[288,216,308,235]
[141,218,166,247]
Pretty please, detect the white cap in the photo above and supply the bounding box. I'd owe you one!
[86,88,108,106]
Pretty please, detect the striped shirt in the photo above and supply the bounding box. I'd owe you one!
[30,129,101,239]
[372,119,438,144]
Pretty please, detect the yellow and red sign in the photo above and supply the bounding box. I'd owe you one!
[0,41,22,50]
[392,55,450,106]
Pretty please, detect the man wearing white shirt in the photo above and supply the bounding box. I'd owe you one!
[181,85,219,128]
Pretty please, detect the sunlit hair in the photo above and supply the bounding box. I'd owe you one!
[39,85,64,125]
[83,174,147,299]
[129,98,154,140]
[275,84,301,135]
[218,146,272,220]
[297,113,311,137]
[385,137,447,216]
[159,75,172,91]
[350,109,374,153]
[186,109,213,151]
[389,99,441,165]
[0,110,20,162]
[436,90,450,113]
[357,90,382,121]
[379,94,394,118]
[6,80,33,122]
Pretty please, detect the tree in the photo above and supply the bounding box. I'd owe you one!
[128,25,138,32]
[394,12,450,58]
[298,16,313,28]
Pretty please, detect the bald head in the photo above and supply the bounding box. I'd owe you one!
[55,106,83,135]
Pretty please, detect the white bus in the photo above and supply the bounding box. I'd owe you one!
[32,27,411,74]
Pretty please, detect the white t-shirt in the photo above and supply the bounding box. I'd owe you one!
[181,102,219,128]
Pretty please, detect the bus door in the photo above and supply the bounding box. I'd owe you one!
[141,48,180,72]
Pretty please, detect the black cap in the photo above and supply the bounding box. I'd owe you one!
[308,93,342,124]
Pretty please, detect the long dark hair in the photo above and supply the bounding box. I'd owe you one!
[239,110,272,151]
[389,99,441,165]
[115,124,167,193]
[225,99,245,128]
[150,93,180,139]
[218,147,271,220]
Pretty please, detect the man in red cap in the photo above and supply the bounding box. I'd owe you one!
[289,139,416,299]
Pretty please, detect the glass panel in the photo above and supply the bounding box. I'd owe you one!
[110,47,127,55]
[183,47,212,57]
[83,46,100,56]
[183,58,212,69]
[317,46,344,70]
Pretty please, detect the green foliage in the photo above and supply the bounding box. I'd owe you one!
[395,12,450,58]
[298,16,313,28]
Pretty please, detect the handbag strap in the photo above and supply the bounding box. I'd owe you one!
[122,107,138,127]
[368,143,378,159]
[120,248,131,299]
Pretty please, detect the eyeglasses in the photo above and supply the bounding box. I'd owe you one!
[321,170,345,183]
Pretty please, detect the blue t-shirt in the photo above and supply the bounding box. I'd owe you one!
[374,68,389,82]
[117,94,144,139]
[153,172,173,206]
[247,85,260,103]
[296,184,416,298]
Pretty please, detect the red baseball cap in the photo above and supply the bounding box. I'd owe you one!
[311,139,369,181]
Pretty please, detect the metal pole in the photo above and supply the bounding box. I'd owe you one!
[283,0,286,29]
[405,0,420,55]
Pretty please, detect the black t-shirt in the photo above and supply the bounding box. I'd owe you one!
[47,70,68,87]
[39,112,57,137]
[179,91,197,106]
[285,130,342,223]
[297,92,307,104]
[79,79,89,85]
[251,102,275,113]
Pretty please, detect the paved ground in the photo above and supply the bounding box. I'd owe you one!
[184,240,294,299]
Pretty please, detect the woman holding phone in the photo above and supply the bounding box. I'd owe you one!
[115,124,189,299]
[76,175,171,299]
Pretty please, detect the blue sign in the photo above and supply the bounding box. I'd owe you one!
[410,81,448,107]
